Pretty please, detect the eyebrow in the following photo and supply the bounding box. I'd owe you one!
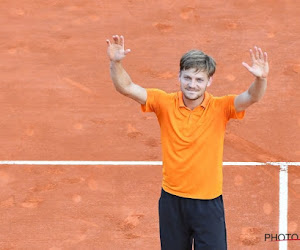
[183,74,204,80]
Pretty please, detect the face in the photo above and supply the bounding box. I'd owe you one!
[179,68,212,101]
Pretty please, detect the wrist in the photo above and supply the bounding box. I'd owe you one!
[110,60,122,65]
[256,76,267,80]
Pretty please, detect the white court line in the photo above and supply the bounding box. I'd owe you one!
[279,164,288,250]
[0,160,298,249]
[0,161,299,166]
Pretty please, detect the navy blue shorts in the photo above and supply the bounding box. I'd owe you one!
[159,188,227,250]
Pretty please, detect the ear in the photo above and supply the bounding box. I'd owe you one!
[207,76,213,87]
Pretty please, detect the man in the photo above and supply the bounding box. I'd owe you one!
[106,35,269,250]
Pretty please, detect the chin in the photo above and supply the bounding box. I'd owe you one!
[187,96,201,101]
[184,92,201,100]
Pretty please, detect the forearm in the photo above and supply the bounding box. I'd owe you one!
[247,77,267,102]
[110,61,132,94]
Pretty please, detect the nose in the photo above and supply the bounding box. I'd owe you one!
[188,79,197,88]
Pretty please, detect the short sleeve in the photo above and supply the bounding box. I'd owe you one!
[141,88,166,114]
[224,95,245,120]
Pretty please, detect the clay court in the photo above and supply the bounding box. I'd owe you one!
[0,0,299,249]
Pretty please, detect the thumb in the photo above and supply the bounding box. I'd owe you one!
[242,62,252,71]
[124,49,131,55]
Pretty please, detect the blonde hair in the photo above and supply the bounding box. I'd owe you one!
[180,50,216,77]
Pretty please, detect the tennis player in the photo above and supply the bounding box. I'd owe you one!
[106,35,268,250]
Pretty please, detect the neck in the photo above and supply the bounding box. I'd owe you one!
[182,94,205,110]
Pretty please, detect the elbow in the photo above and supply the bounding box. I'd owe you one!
[250,94,265,103]
[247,90,265,103]
[249,97,259,103]
[114,82,132,96]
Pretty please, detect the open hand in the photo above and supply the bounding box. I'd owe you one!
[106,35,131,62]
[242,46,269,78]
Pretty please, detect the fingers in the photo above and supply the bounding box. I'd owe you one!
[106,39,111,46]
[112,35,120,44]
[112,34,125,46]
[258,47,264,59]
[108,34,130,52]
[263,52,268,62]
[250,46,268,62]
[242,62,252,72]
[255,47,268,62]
[254,46,260,59]
[120,35,124,48]
[108,35,127,48]
[249,49,255,62]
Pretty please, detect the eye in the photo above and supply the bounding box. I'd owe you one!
[184,76,191,80]
[197,79,203,82]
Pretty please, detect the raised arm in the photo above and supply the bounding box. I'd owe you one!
[106,35,147,105]
[234,46,269,112]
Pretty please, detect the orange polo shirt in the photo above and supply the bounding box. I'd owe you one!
[141,88,245,199]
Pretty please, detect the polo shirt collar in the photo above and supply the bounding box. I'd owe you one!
[178,91,210,109]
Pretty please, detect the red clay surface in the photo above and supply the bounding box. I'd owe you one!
[224,165,279,250]
[0,0,299,249]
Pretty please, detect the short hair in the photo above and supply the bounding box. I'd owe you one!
[179,50,216,77]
